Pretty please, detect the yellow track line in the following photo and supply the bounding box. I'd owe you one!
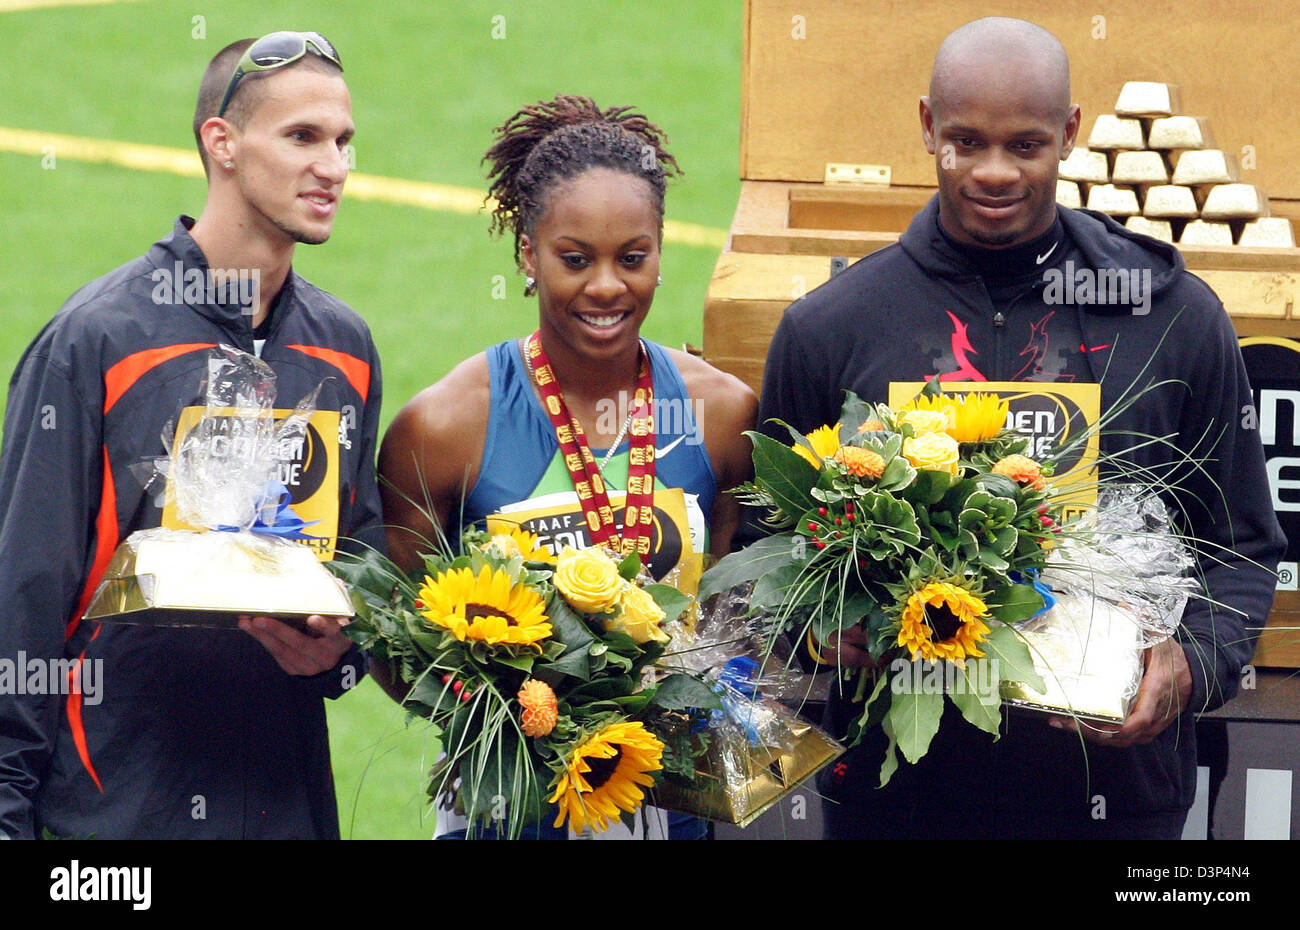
[0,126,729,249]
[0,0,144,10]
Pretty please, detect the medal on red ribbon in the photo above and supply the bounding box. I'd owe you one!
[525,332,656,557]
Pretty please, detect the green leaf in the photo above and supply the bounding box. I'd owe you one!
[982,624,1046,691]
[492,654,536,674]
[600,630,644,657]
[617,550,642,581]
[888,688,943,764]
[602,692,655,713]
[748,430,820,518]
[327,549,401,605]
[602,651,634,673]
[546,596,595,654]
[650,673,724,711]
[907,469,954,504]
[991,526,1019,555]
[976,473,1020,500]
[985,582,1047,624]
[565,676,638,703]
[975,548,1010,572]
[836,390,874,436]
[643,583,691,623]
[698,535,801,602]
[535,647,591,682]
[879,713,900,787]
[750,561,817,611]
[875,456,916,492]
[405,672,450,710]
[949,661,1003,736]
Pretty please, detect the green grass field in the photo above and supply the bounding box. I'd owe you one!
[0,0,742,839]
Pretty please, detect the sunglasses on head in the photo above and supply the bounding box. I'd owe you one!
[216,31,342,118]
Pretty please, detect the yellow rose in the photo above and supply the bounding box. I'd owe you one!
[605,583,671,644]
[902,431,960,475]
[554,546,626,614]
[896,408,951,436]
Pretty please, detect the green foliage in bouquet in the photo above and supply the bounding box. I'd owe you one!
[701,384,1065,781]
[332,528,720,838]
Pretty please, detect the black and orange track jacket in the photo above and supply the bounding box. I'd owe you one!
[0,218,383,839]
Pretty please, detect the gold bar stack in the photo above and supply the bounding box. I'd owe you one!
[1060,81,1293,247]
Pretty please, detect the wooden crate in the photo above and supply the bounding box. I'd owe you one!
[706,0,1300,666]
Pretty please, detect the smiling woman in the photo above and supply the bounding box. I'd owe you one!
[375,94,756,840]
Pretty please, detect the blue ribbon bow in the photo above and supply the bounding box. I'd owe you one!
[216,480,322,541]
[710,656,766,747]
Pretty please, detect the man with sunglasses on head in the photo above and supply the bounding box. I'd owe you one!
[0,33,383,839]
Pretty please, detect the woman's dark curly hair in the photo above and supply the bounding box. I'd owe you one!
[483,94,681,267]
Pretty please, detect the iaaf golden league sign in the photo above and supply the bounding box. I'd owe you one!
[889,381,1101,521]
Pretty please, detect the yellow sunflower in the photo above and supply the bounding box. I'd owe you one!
[550,721,664,834]
[948,393,1009,442]
[898,393,1008,442]
[896,581,991,665]
[792,424,842,469]
[417,565,552,647]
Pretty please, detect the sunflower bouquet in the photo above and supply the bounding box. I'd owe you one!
[700,383,1085,781]
[334,527,724,838]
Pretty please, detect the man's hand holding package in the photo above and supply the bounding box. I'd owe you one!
[1049,636,1192,747]
[239,614,354,676]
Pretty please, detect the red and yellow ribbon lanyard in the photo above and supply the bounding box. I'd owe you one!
[524,331,657,558]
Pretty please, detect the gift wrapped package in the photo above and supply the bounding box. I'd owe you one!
[84,346,353,630]
[653,693,843,827]
[1001,487,1197,723]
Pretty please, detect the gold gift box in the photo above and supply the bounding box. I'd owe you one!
[1001,595,1144,723]
[83,528,354,631]
[654,710,843,828]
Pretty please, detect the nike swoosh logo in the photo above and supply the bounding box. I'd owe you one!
[1036,241,1059,265]
[655,435,688,459]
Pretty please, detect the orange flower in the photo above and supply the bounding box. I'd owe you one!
[517,679,558,737]
[992,454,1045,490]
[834,446,885,480]
[856,418,885,434]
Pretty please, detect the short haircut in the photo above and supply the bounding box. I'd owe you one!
[192,38,343,176]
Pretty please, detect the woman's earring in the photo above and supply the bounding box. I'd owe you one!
[223,160,234,169]
[656,274,663,287]
[524,275,537,297]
